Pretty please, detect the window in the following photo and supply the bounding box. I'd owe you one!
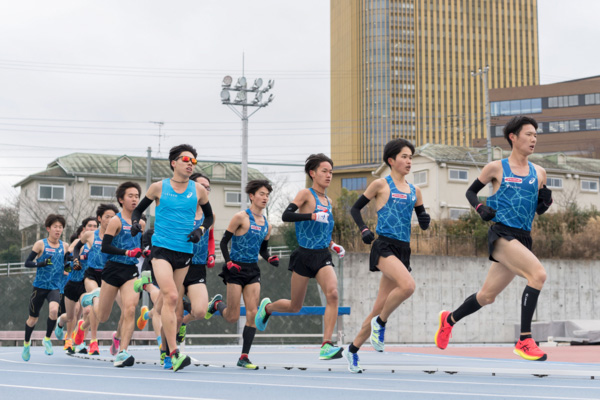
[546,177,563,189]
[569,120,580,131]
[581,179,599,192]
[90,185,116,199]
[448,168,468,182]
[490,98,542,116]
[450,208,469,220]
[413,170,427,186]
[584,93,600,105]
[38,184,65,201]
[342,177,367,191]
[225,191,242,206]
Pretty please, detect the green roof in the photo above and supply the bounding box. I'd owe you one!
[15,152,267,187]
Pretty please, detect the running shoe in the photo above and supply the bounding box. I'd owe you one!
[163,356,172,370]
[343,349,363,374]
[319,342,343,360]
[255,297,271,332]
[204,293,222,320]
[137,306,149,330]
[88,340,100,355]
[110,332,120,356]
[133,270,152,293]
[176,324,187,345]
[63,339,73,351]
[81,287,100,308]
[160,350,166,366]
[114,350,135,367]
[369,316,386,352]
[73,319,85,345]
[43,337,53,355]
[76,343,87,354]
[54,320,64,341]
[237,355,258,370]
[434,310,453,350]
[65,343,75,355]
[171,352,191,372]
[513,338,547,361]
[22,342,31,362]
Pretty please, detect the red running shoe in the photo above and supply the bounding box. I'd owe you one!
[74,320,85,346]
[434,310,453,350]
[513,338,547,361]
[88,340,100,355]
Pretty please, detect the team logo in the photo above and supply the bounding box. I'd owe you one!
[505,177,522,183]
[316,205,328,212]
[94,240,102,245]
[47,248,56,253]
[529,178,536,184]
[123,225,131,231]
[392,193,407,199]
[251,225,262,231]
[186,192,193,198]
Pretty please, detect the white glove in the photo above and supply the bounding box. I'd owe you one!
[314,212,329,224]
[330,242,345,258]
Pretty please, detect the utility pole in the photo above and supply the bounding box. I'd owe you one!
[150,121,165,156]
[471,66,492,194]
[141,146,152,324]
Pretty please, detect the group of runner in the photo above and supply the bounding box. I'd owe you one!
[22,115,553,373]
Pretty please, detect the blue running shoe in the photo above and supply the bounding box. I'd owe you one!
[114,350,135,367]
[22,342,31,361]
[343,349,363,373]
[369,316,385,352]
[319,342,343,360]
[43,337,53,355]
[54,319,64,340]
[164,356,172,370]
[204,294,222,320]
[255,298,271,332]
[81,287,100,308]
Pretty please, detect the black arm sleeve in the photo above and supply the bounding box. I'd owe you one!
[141,229,154,249]
[199,201,214,229]
[24,251,39,268]
[220,230,233,263]
[132,196,153,224]
[350,195,371,230]
[72,240,84,259]
[466,178,486,209]
[282,203,313,222]
[101,234,127,256]
[414,204,426,215]
[259,239,271,261]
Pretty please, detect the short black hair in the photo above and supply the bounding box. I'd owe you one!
[115,181,141,207]
[81,216,96,228]
[503,115,538,148]
[96,203,119,220]
[190,172,210,183]
[304,153,333,180]
[70,224,85,242]
[169,144,197,171]
[383,139,415,167]
[45,214,66,228]
[245,179,273,195]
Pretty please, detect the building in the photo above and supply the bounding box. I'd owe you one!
[330,0,539,166]
[474,75,600,158]
[14,153,267,257]
[331,144,600,220]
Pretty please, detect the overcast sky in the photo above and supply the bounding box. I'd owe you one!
[0,0,599,204]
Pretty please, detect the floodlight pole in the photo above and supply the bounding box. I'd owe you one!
[471,66,492,195]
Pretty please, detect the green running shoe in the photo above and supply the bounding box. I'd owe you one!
[22,342,31,361]
[369,316,385,352]
[255,297,271,331]
[319,342,343,360]
[237,355,258,370]
[171,352,191,372]
[133,270,152,293]
[204,294,222,320]
[43,337,54,355]
[176,324,187,344]
[114,350,135,367]
[160,350,166,366]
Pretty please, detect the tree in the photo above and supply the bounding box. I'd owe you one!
[0,201,22,262]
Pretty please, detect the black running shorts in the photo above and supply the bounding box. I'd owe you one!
[288,246,334,278]
[64,280,86,302]
[58,292,66,315]
[218,261,260,287]
[488,223,533,262]
[152,246,192,271]
[84,268,103,287]
[102,260,139,287]
[29,287,60,318]
[369,235,412,272]
[184,264,207,289]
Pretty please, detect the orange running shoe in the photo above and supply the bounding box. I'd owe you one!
[137,306,149,330]
[63,339,73,351]
[88,340,100,355]
[74,320,85,345]
[513,338,547,361]
[434,310,453,350]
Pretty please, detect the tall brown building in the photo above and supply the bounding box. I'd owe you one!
[331,0,539,167]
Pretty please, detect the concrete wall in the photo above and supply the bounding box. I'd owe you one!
[338,253,600,344]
